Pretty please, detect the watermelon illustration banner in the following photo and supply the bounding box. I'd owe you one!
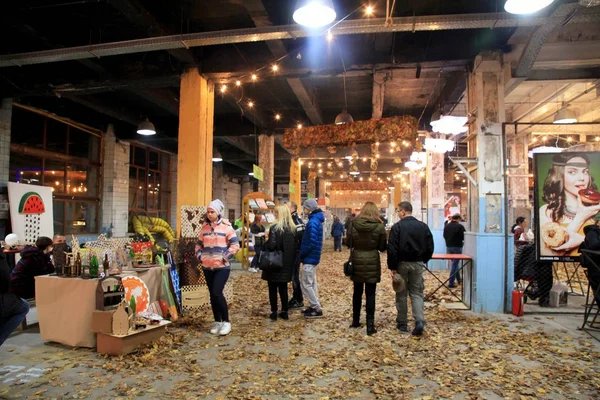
[8,182,54,245]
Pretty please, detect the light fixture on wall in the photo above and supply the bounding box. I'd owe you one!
[293,0,336,27]
[212,149,223,162]
[504,0,555,14]
[137,118,156,136]
[553,107,578,124]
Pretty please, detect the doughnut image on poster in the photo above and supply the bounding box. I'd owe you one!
[534,152,600,261]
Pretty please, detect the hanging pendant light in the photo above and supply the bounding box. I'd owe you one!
[293,0,336,28]
[553,107,578,124]
[212,149,223,162]
[335,110,354,125]
[504,0,555,14]
[137,118,156,135]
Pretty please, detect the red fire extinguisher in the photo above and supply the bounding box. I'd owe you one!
[512,284,525,316]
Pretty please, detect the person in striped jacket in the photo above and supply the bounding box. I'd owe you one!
[195,199,240,336]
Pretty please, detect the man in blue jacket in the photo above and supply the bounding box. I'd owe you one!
[300,199,325,318]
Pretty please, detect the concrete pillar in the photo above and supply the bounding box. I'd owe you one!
[318,179,326,200]
[465,51,507,313]
[101,124,130,237]
[0,99,11,191]
[212,162,225,202]
[289,158,301,207]
[257,134,274,197]
[176,68,214,236]
[307,176,316,199]
[507,135,531,228]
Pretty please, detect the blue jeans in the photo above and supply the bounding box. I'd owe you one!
[333,236,342,251]
[446,246,463,286]
[0,298,29,346]
[203,268,231,322]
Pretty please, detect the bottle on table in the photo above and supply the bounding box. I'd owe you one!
[75,253,82,277]
[90,254,99,278]
[103,253,110,276]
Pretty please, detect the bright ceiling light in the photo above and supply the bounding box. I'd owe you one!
[212,149,223,162]
[423,138,455,154]
[137,119,156,136]
[504,0,555,14]
[335,110,354,125]
[365,5,374,15]
[349,171,360,175]
[553,108,578,124]
[431,115,468,135]
[528,146,564,158]
[293,0,336,28]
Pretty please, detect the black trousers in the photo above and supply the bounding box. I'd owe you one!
[268,282,289,313]
[203,268,230,322]
[353,282,377,322]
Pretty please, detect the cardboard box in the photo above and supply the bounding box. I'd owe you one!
[96,321,171,356]
[91,310,115,334]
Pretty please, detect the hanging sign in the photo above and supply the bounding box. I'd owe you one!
[253,164,264,181]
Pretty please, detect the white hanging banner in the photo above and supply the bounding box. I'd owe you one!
[427,151,445,206]
[410,171,422,218]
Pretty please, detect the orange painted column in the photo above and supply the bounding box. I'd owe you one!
[289,158,301,207]
[176,68,214,237]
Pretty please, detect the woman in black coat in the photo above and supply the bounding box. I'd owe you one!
[347,202,387,335]
[261,205,297,321]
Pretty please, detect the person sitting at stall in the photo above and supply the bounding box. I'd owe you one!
[9,237,54,300]
[0,253,29,346]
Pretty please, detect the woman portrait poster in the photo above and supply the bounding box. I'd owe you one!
[535,152,600,261]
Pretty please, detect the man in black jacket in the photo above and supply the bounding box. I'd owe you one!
[580,214,600,308]
[443,214,466,288]
[0,253,29,346]
[288,202,305,309]
[387,201,434,336]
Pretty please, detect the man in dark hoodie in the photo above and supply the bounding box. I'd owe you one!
[287,202,305,310]
[387,202,434,336]
[0,253,29,345]
[579,214,600,308]
[10,237,54,299]
[300,199,325,318]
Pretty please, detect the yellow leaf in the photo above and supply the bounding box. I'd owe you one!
[537,388,547,394]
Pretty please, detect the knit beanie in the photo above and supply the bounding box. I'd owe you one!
[303,199,318,212]
[208,199,225,215]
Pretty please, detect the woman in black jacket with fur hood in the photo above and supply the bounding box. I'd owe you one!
[261,205,297,321]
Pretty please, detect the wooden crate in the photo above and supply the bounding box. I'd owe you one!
[96,321,171,356]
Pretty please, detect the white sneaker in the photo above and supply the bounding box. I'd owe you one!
[219,322,231,336]
[249,268,258,273]
[210,322,223,335]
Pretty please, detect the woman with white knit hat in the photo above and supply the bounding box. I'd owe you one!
[195,199,240,335]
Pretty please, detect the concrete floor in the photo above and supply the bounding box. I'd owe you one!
[1,250,600,399]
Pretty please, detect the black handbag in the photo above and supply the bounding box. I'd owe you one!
[343,252,353,277]
[258,250,283,270]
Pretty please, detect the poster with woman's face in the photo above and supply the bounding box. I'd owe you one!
[534,152,600,261]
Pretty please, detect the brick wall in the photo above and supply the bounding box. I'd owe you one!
[0,99,11,190]
[101,125,130,237]
[224,179,241,220]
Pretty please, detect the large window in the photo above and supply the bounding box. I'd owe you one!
[129,144,171,222]
[9,104,102,234]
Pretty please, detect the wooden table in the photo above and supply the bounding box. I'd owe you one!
[425,254,473,309]
[35,267,163,348]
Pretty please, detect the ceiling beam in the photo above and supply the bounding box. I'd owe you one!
[109,0,196,65]
[63,95,140,126]
[47,75,181,96]
[243,0,323,126]
[8,11,600,67]
[509,83,572,122]
[216,136,255,157]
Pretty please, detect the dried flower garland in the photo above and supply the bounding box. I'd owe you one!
[283,116,418,150]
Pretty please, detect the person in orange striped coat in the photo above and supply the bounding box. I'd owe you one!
[195,199,240,336]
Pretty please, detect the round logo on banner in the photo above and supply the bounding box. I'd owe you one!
[122,276,150,313]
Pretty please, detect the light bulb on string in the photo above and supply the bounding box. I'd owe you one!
[275,114,281,121]
[235,80,241,87]
[220,84,227,93]
[251,74,258,81]
[248,101,254,108]
[272,64,279,72]
[297,124,303,129]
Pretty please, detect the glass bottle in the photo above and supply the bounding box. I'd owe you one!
[103,253,110,276]
[90,254,99,278]
[75,253,82,277]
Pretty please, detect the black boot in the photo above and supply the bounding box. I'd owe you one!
[366,319,377,336]
[349,321,362,328]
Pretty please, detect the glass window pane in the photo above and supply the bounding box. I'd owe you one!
[11,107,44,148]
[161,154,170,172]
[53,200,65,235]
[45,119,68,153]
[160,171,168,191]
[149,151,159,170]
[69,127,100,161]
[161,193,169,212]
[134,146,146,167]
[137,170,145,209]
[66,201,97,233]
[67,165,98,196]
[159,211,168,223]
[129,166,138,180]
[9,153,42,185]
[43,160,66,194]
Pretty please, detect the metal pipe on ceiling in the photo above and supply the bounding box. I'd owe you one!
[2,11,600,68]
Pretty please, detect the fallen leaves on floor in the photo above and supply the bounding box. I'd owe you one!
[2,250,600,399]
